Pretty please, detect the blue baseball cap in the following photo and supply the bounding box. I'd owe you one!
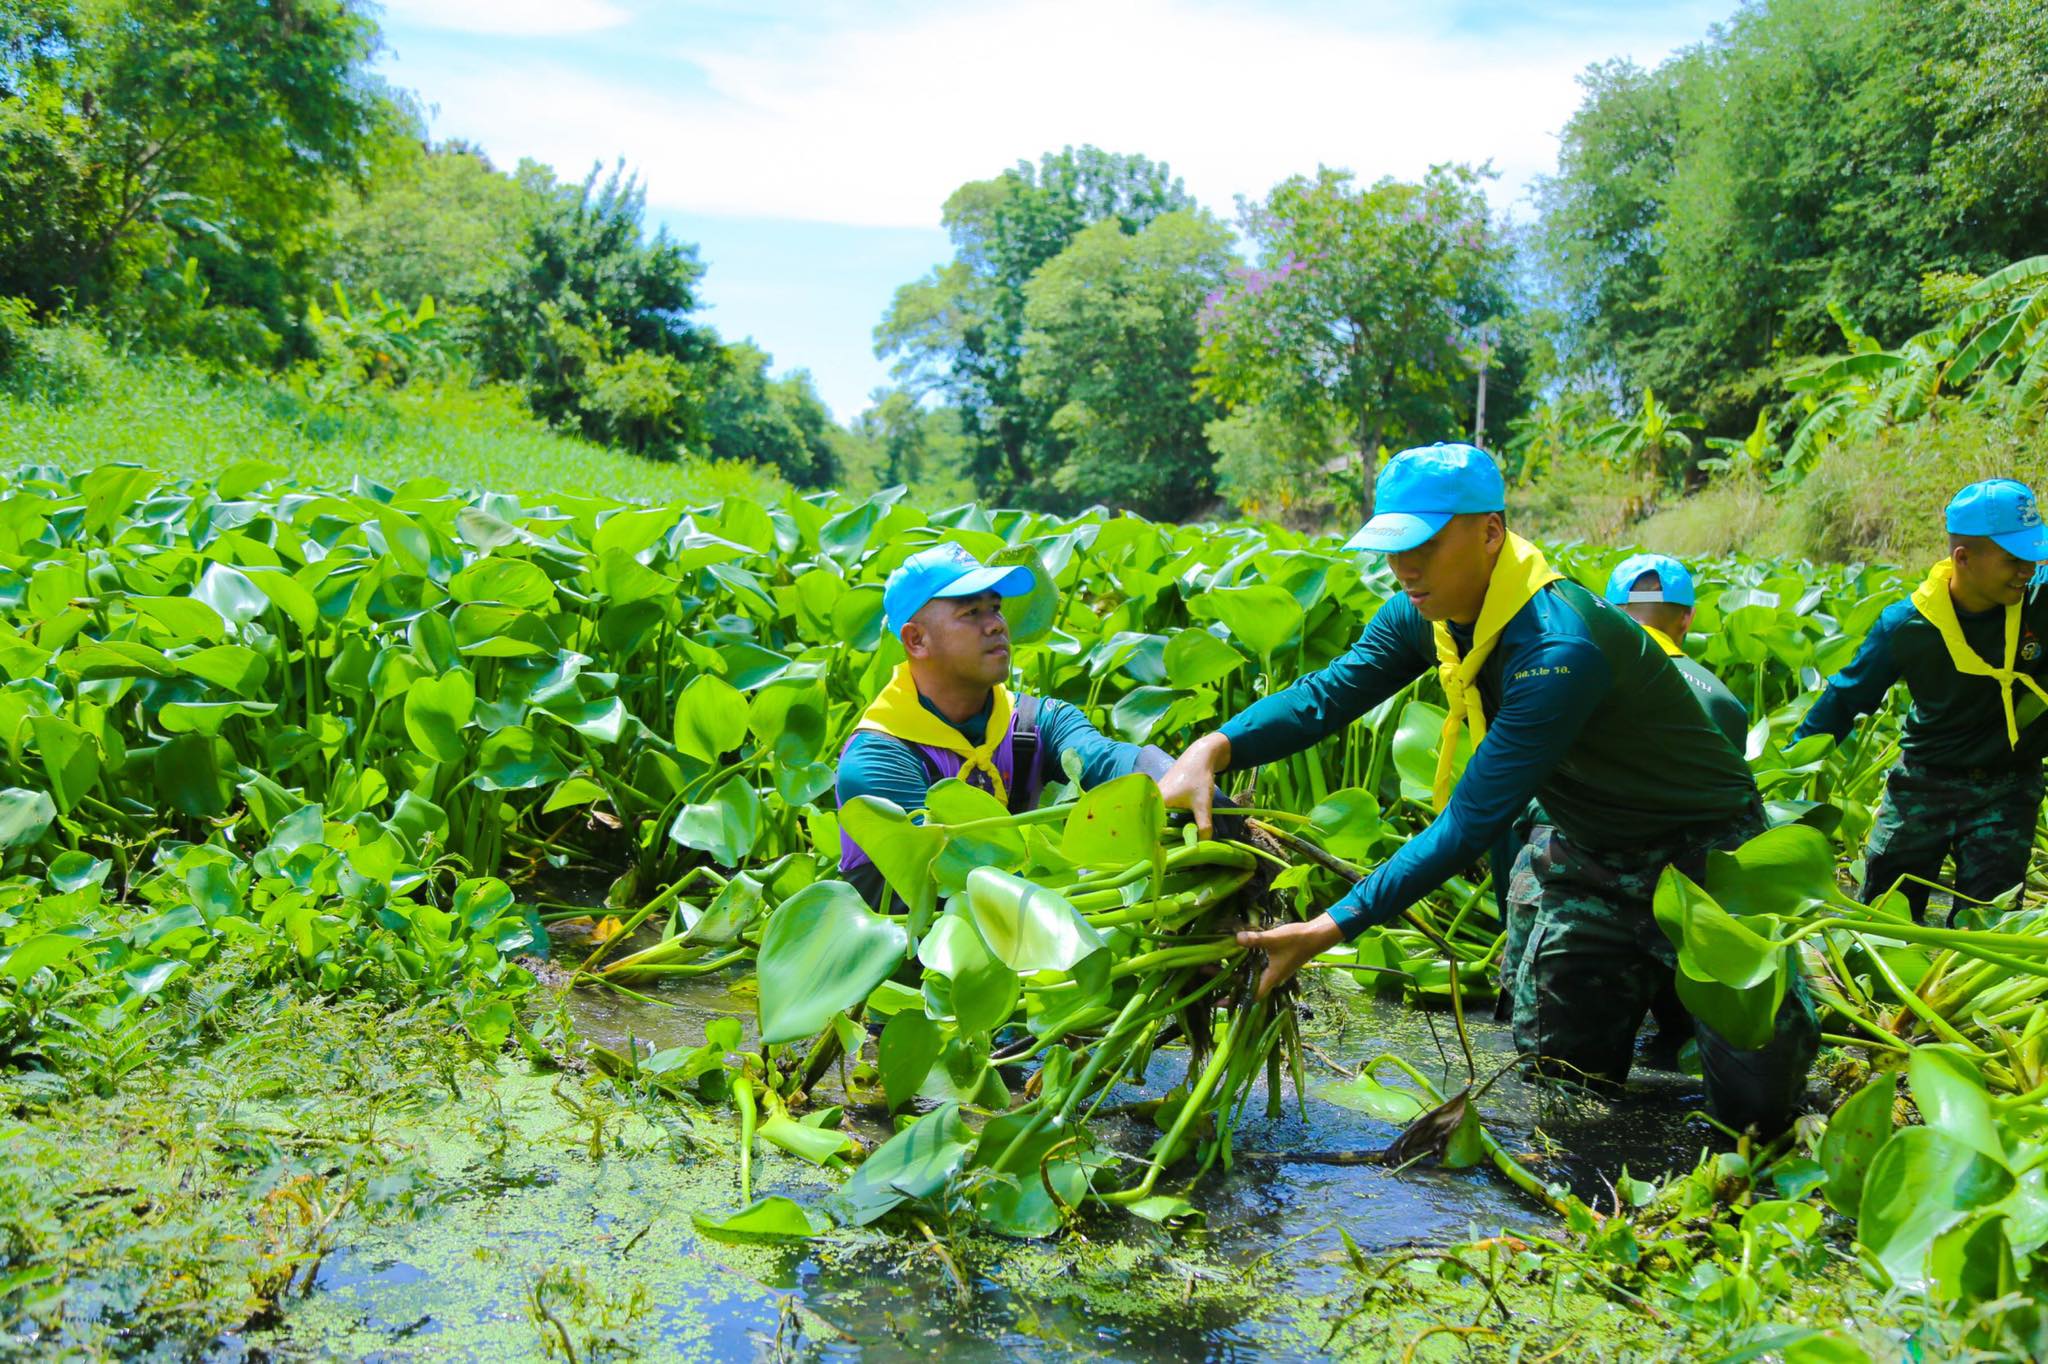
[883,544,1035,633]
[1605,552,1696,608]
[1947,479,2048,560]
[1342,443,1506,553]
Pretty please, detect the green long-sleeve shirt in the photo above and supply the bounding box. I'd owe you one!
[1220,581,1758,936]
[1793,592,2048,770]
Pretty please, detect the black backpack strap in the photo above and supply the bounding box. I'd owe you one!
[1008,693,1041,814]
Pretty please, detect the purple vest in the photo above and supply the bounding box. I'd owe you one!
[838,700,1045,876]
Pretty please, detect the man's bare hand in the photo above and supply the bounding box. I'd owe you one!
[1158,732,1231,838]
[1236,914,1344,1000]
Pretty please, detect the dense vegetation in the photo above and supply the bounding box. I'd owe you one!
[6,463,2048,1359]
[5,0,2044,544]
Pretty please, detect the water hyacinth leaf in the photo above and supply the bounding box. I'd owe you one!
[1392,700,1468,804]
[1318,1074,1427,1123]
[540,776,607,813]
[1673,962,1785,1052]
[242,567,317,635]
[47,850,111,894]
[1928,1211,2017,1308]
[679,872,765,946]
[403,667,475,764]
[1858,1127,2014,1286]
[692,1197,829,1244]
[1198,584,1302,662]
[988,544,1056,643]
[668,775,763,867]
[878,1010,942,1112]
[828,1103,973,1226]
[387,790,448,853]
[1907,1046,2004,1163]
[448,556,555,609]
[927,778,1024,893]
[755,880,909,1045]
[1110,687,1176,744]
[1705,824,1847,916]
[176,644,268,695]
[759,1113,857,1166]
[29,715,98,815]
[1308,788,1384,861]
[673,673,748,763]
[917,907,1019,1036]
[194,562,269,631]
[964,867,1103,975]
[0,933,87,982]
[475,726,569,791]
[839,796,943,925]
[1060,772,1163,869]
[0,788,55,848]
[1163,628,1244,688]
[1819,1071,1896,1216]
[1125,1196,1202,1227]
[155,733,228,817]
[972,1110,1091,1238]
[409,609,461,675]
[160,700,278,737]
[1652,870,1782,989]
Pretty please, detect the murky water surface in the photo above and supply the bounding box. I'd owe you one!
[235,921,1723,1361]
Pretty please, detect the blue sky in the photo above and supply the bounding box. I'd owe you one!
[374,0,1737,420]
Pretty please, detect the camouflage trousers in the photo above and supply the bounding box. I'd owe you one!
[1505,810,1820,1136]
[1861,758,2044,923]
[1497,826,1688,1039]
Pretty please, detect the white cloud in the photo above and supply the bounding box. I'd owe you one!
[385,0,1709,228]
[383,0,631,38]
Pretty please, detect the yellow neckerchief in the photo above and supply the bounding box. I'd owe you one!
[1639,623,1686,658]
[1428,532,1562,810]
[855,662,1013,802]
[1910,558,2048,749]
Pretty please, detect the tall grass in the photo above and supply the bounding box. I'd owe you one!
[0,333,787,508]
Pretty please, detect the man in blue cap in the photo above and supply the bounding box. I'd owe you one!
[1160,443,1817,1133]
[1794,478,2048,922]
[1604,552,1747,747]
[835,543,1170,908]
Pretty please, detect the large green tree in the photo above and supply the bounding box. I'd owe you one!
[1197,164,1511,516]
[323,137,548,309]
[875,146,1195,502]
[1019,210,1235,518]
[475,161,717,456]
[1536,0,2048,433]
[702,341,841,488]
[0,0,386,327]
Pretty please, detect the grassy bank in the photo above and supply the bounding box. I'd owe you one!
[0,330,785,507]
[1512,406,2043,569]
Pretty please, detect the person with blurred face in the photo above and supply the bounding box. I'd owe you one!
[1158,443,1818,1135]
[1794,479,2048,923]
[834,544,1172,909]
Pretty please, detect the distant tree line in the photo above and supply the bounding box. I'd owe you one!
[2,0,2043,515]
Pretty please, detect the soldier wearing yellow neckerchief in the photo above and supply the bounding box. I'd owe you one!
[1795,478,2048,924]
[1160,444,1818,1136]
[833,544,1172,909]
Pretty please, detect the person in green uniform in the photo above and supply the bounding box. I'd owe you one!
[1605,552,1747,746]
[1159,443,1817,1133]
[1495,553,1749,1047]
[1793,478,2048,923]
[834,544,1170,909]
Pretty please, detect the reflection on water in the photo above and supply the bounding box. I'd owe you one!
[243,928,1725,1361]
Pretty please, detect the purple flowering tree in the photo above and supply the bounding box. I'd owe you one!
[1195,164,1505,516]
